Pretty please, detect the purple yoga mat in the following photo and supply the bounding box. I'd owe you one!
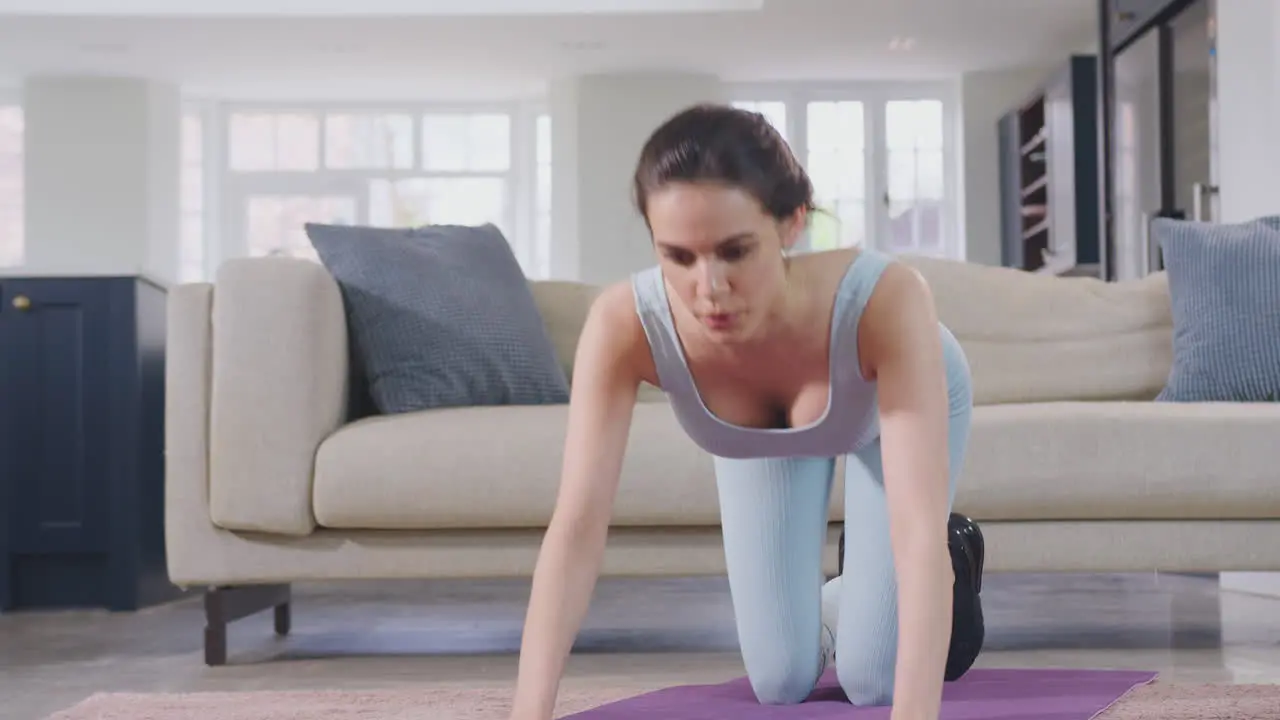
[562,668,1159,719]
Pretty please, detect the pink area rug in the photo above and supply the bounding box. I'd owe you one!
[45,670,1280,720]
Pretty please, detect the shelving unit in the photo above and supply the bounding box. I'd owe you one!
[998,55,1101,276]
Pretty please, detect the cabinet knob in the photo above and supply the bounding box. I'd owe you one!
[11,295,30,311]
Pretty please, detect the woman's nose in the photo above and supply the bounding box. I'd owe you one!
[701,261,728,295]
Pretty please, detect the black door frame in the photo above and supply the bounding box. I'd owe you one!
[1096,0,1205,279]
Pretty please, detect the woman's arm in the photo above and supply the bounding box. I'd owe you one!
[860,264,954,720]
[509,283,645,720]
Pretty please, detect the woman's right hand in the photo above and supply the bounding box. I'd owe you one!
[507,283,647,720]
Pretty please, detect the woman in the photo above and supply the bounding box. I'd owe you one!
[508,103,985,720]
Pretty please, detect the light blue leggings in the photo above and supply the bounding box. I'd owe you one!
[714,326,973,707]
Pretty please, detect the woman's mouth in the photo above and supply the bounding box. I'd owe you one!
[704,312,734,330]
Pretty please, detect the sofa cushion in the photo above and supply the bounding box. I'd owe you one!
[306,222,570,414]
[1152,215,1280,402]
[528,280,601,384]
[312,400,722,530]
[899,255,1175,405]
[311,396,1280,531]
[956,400,1280,521]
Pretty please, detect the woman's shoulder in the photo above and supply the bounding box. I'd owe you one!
[574,279,659,386]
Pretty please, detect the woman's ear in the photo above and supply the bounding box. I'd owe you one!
[778,207,808,252]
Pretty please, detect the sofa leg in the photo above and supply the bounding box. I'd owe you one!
[274,602,291,636]
[203,584,292,666]
[205,622,228,667]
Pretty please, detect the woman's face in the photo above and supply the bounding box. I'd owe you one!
[645,181,805,343]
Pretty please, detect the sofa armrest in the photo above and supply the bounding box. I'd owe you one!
[203,257,349,536]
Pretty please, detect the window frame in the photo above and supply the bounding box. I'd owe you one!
[213,99,549,276]
[726,79,964,261]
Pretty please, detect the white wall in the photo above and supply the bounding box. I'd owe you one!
[19,76,180,281]
[1213,0,1280,223]
[549,71,725,285]
[958,65,1057,266]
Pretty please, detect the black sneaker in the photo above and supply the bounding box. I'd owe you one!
[945,512,985,681]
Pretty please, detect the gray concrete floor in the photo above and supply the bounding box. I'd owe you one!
[3,573,1280,720]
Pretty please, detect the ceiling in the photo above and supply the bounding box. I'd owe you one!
[0,0,1100,100]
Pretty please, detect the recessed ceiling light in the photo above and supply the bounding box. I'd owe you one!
[889,36,917,51]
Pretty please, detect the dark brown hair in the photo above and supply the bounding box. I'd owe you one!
[632,103,816,224]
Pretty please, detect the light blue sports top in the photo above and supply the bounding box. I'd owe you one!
[630,248,894,460]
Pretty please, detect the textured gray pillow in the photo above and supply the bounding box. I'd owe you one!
[1153,215,1280,402]
[305,222,571,414]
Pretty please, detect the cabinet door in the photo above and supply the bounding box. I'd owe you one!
[0,279,113,557]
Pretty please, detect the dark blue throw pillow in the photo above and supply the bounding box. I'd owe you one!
[1153,215,1280,402]
[306,222,571,414]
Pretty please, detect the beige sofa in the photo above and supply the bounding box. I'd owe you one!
[164,253,1280,666]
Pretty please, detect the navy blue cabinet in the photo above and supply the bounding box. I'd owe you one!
[0,275,187,612]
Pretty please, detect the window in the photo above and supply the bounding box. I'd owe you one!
[732,100,788,143]
[368,177,505,227]
[731,86,958,260]
[325,113,414,170]
[225,108,524,265]
[422,113,510,172]
[883,99,945,254]
[229,112,321,172]
[247,195,358,262]
[179,111,205,282]
[0,104,22,268]
[806,100,866,251]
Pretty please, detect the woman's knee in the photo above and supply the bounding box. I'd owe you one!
[748,663,819,705]
[836,660,896,707]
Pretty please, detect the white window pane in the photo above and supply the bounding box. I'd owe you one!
[808,149,864,199]
[182,114,202,164]
[180,212,204,281]
[467,114,511,172]
[325,113,414,169]
[229,113,276,171]
[732,100,787,142]
[421,113,511,172]
[422,115,470,171]
[536,114,551,165]
[885,200,917,252]
[536,163,552,213]
[885,99,943,151]
[887,149,917,201]
[885,200,943,252]
[0,153,22,198]
[807,101,863,151]
[914,100,944,150]
[246,195,357,260]
[920,203,944,249]
[182,164,203,213]
[274,114,320,171]
[0,106,24,154]
[368,177,506,231]
[917,149,944,201]
[807,208,840,251]
[807,152,839,202]
[834,199,865,248]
